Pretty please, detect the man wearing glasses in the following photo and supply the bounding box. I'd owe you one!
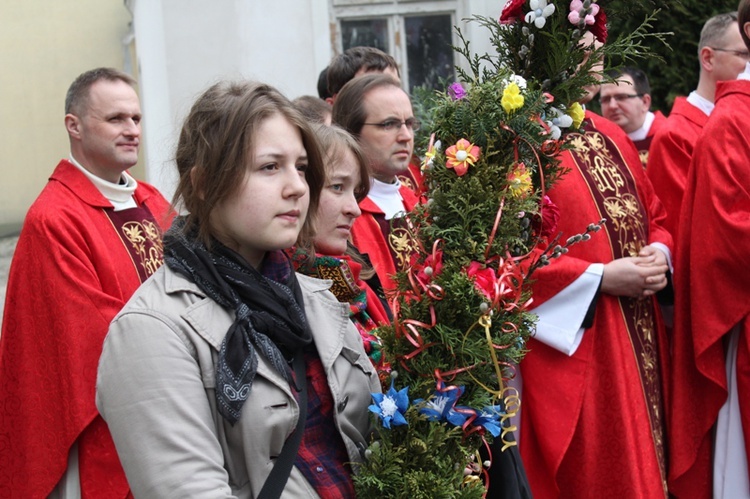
[647,11,747,241]
[669,2,750,496]
[332,73,420,291]
[599,67,666,168]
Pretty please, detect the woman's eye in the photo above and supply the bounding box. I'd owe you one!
[261,163,278,171]
[296,163,308,174]
[329,183,344,192]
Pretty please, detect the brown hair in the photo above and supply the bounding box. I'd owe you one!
[312,124,370,202]
[740,0,750,50]
[327,46,399,97]
[306,124,375,278]
[331,73,402,138]
[65,67,136,115]
[292,95,332,125]
[173,80,324,250]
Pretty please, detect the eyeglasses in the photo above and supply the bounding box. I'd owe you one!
[362,118,421,132]
[710,47,750,60]
[599,93,644,105]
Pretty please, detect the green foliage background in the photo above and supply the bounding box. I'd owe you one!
[604,0,740,113]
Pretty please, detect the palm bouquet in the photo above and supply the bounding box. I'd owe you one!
[353,1,666,496]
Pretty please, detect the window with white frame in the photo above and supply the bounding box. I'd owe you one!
[332,0,458,91]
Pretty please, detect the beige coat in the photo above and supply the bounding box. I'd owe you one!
[96,265,380,498]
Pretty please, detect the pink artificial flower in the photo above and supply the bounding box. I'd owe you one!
[567,0,608,43]
[568,0,599,26]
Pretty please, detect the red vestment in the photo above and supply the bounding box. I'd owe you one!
[634,110,668,168]
[520,112,672,498]
[0,160,173,498]
[669,80,750,498]
[647,98,708,241]
[351,184,419,292]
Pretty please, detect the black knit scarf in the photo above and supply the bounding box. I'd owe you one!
[163,217,312,424]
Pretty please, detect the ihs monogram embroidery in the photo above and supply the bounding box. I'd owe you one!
[122,220,164,277]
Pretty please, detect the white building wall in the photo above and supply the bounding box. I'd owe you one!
[127,0,504,202]
[128,0,332,201]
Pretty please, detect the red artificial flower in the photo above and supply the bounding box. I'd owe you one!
[535,195,560,240]
[499,0,525,24]
[589,7,608,43]
[465,261,498,301]
[417,250,444,282]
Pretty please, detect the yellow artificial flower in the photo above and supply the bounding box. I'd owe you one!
[445,138,481,176]
[507,163,533,198]
[501,83,524,114]
[569,102,585,128]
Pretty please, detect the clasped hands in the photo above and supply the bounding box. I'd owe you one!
[601,245,669,299]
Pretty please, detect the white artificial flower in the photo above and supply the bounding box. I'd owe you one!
[546,122,562,140]
[508,74,528,90]
[550,107,573,128]
[525,0,556,29]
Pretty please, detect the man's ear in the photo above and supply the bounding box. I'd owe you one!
[65,114,81,139]
[699,46,715,73]
[642,93,652,110]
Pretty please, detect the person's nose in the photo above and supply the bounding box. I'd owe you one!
[344,193,361,218]
[124,118,140,138]
[396,122,414,142]
[284,166,308,199]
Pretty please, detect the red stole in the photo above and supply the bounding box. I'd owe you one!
[568,121,667,475]
[105,206,166,283]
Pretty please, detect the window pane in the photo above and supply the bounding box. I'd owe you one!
[341,19,389,52]
[405,14,454,91]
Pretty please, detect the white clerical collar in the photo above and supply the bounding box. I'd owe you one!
[687,91,714,116]
[69,155,138,211]
[367,178,406,220]
[627,111,654,142]
[738,62,750,81]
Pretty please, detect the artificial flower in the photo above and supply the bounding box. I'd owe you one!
[568,0,600,26]
[448,82,467,100]
[549,107,573,128]
[416,248,444,283]
[471,405,505,437]
[445,138,480,176]
[524,0,556,29]
[546,123,562,140]
[499,0,525,24]
[538,195,560,239]
[465,261,498,302]
[568,101,585,128]
[369,380,409,429]
[501,83,524,114]
[589,4,608,43]
[417,385,468,426]
[507,163,533,198]
[505,74,527,90]
[422,136,442,171]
